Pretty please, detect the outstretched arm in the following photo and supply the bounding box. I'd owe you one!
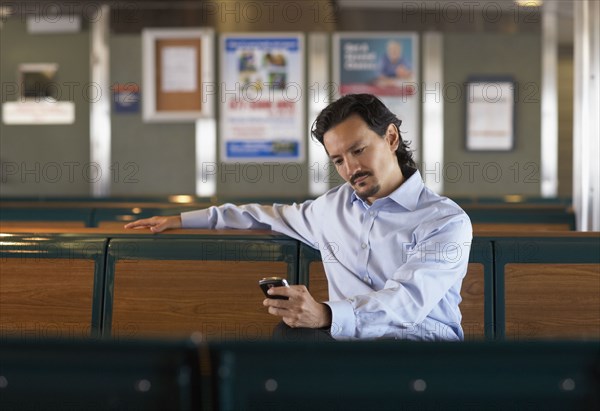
[126,201,322,248]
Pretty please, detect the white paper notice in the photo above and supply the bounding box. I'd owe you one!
[161,46,197,92]
[2,101,75,124]
[466,82,514,151]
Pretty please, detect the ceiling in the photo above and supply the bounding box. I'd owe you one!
[1,0,575,45]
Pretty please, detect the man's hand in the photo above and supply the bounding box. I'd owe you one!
[123,215,182,233]
[263,285,332,329]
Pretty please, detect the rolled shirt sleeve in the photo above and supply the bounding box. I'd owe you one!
[180,208,211,228]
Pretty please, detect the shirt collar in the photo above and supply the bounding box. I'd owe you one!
[350,170,424,211]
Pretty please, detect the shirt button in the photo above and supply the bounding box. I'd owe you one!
[363,276,370,283]
[369,211,375,216]
[361,243,367,249]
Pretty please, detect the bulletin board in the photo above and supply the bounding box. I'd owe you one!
[142,28,214,122]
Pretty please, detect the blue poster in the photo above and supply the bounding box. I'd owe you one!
[113,83,140,113]
[336,34,417,97]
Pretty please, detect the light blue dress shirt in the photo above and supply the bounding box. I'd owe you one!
[181,170,473,341]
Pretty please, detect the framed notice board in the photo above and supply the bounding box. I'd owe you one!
[142,28,214,122]
[465,76,515,151]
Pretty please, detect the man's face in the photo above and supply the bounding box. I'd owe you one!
[387,41,402,62]
[323,115,404,204]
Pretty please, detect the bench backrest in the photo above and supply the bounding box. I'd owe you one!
[0,338,202,411]
[103,236,298,340]
[209,340,600,410]
[0,235,106,338]
[494,237,600,340]
[1,228,598,342]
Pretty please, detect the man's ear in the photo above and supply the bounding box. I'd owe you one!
[385,123,400,150]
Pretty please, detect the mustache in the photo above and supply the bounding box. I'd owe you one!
[350,171,371,185]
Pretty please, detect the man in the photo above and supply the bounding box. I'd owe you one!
[126,94,472,341]
[376,40,412,87]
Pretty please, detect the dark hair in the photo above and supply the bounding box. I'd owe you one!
[311,94,417,177]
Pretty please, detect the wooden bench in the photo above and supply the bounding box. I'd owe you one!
[1,200,576,234]
[103,230,298,340]
[492,232,600,340]
[1,226,597,343]
[0,200,209,228]
[92,203,210,227]
[465,204,576,231]
[0,233,106,339]
[473,222,572,232]
[0,203,94,228]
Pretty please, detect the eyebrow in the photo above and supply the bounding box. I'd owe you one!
[329,141,364,160]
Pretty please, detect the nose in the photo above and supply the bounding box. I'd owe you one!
[343,156,361,180]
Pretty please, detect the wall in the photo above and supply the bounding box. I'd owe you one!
[1,4,549,199]
[0,17,91,197]
[109,34,197,196]
[557,48,573,197]
[107,0,334,200]
[443,32,542,196]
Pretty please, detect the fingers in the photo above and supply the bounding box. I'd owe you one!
[263,298,288,308]
[123,217,156,230]
[124,216,180,232]
[263,298,291,317]
[262,285,330,329]
[265,284,307,299]
[148,218,169,233]
[265,285,291,299]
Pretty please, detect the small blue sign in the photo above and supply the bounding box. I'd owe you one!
[113,83,140,114]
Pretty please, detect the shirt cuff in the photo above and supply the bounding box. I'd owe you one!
[180,209,211,228]
[324,299,355,339]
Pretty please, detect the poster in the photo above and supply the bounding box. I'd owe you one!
[466,79,515,151]
[333,32,420,160]
[220,34,304,162]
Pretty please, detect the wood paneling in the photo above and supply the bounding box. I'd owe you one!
[111,260,287,339]
[307,261,328,303]
[505,264,600,339]
[0,259,95,338]
[474,223,570,232]
[0,221,86,229]
[460,264,486,340]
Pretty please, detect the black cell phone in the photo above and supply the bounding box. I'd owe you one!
[259,277,289,300]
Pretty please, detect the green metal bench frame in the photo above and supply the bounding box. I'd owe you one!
[0,337,202,411]
[209,339,600,411]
